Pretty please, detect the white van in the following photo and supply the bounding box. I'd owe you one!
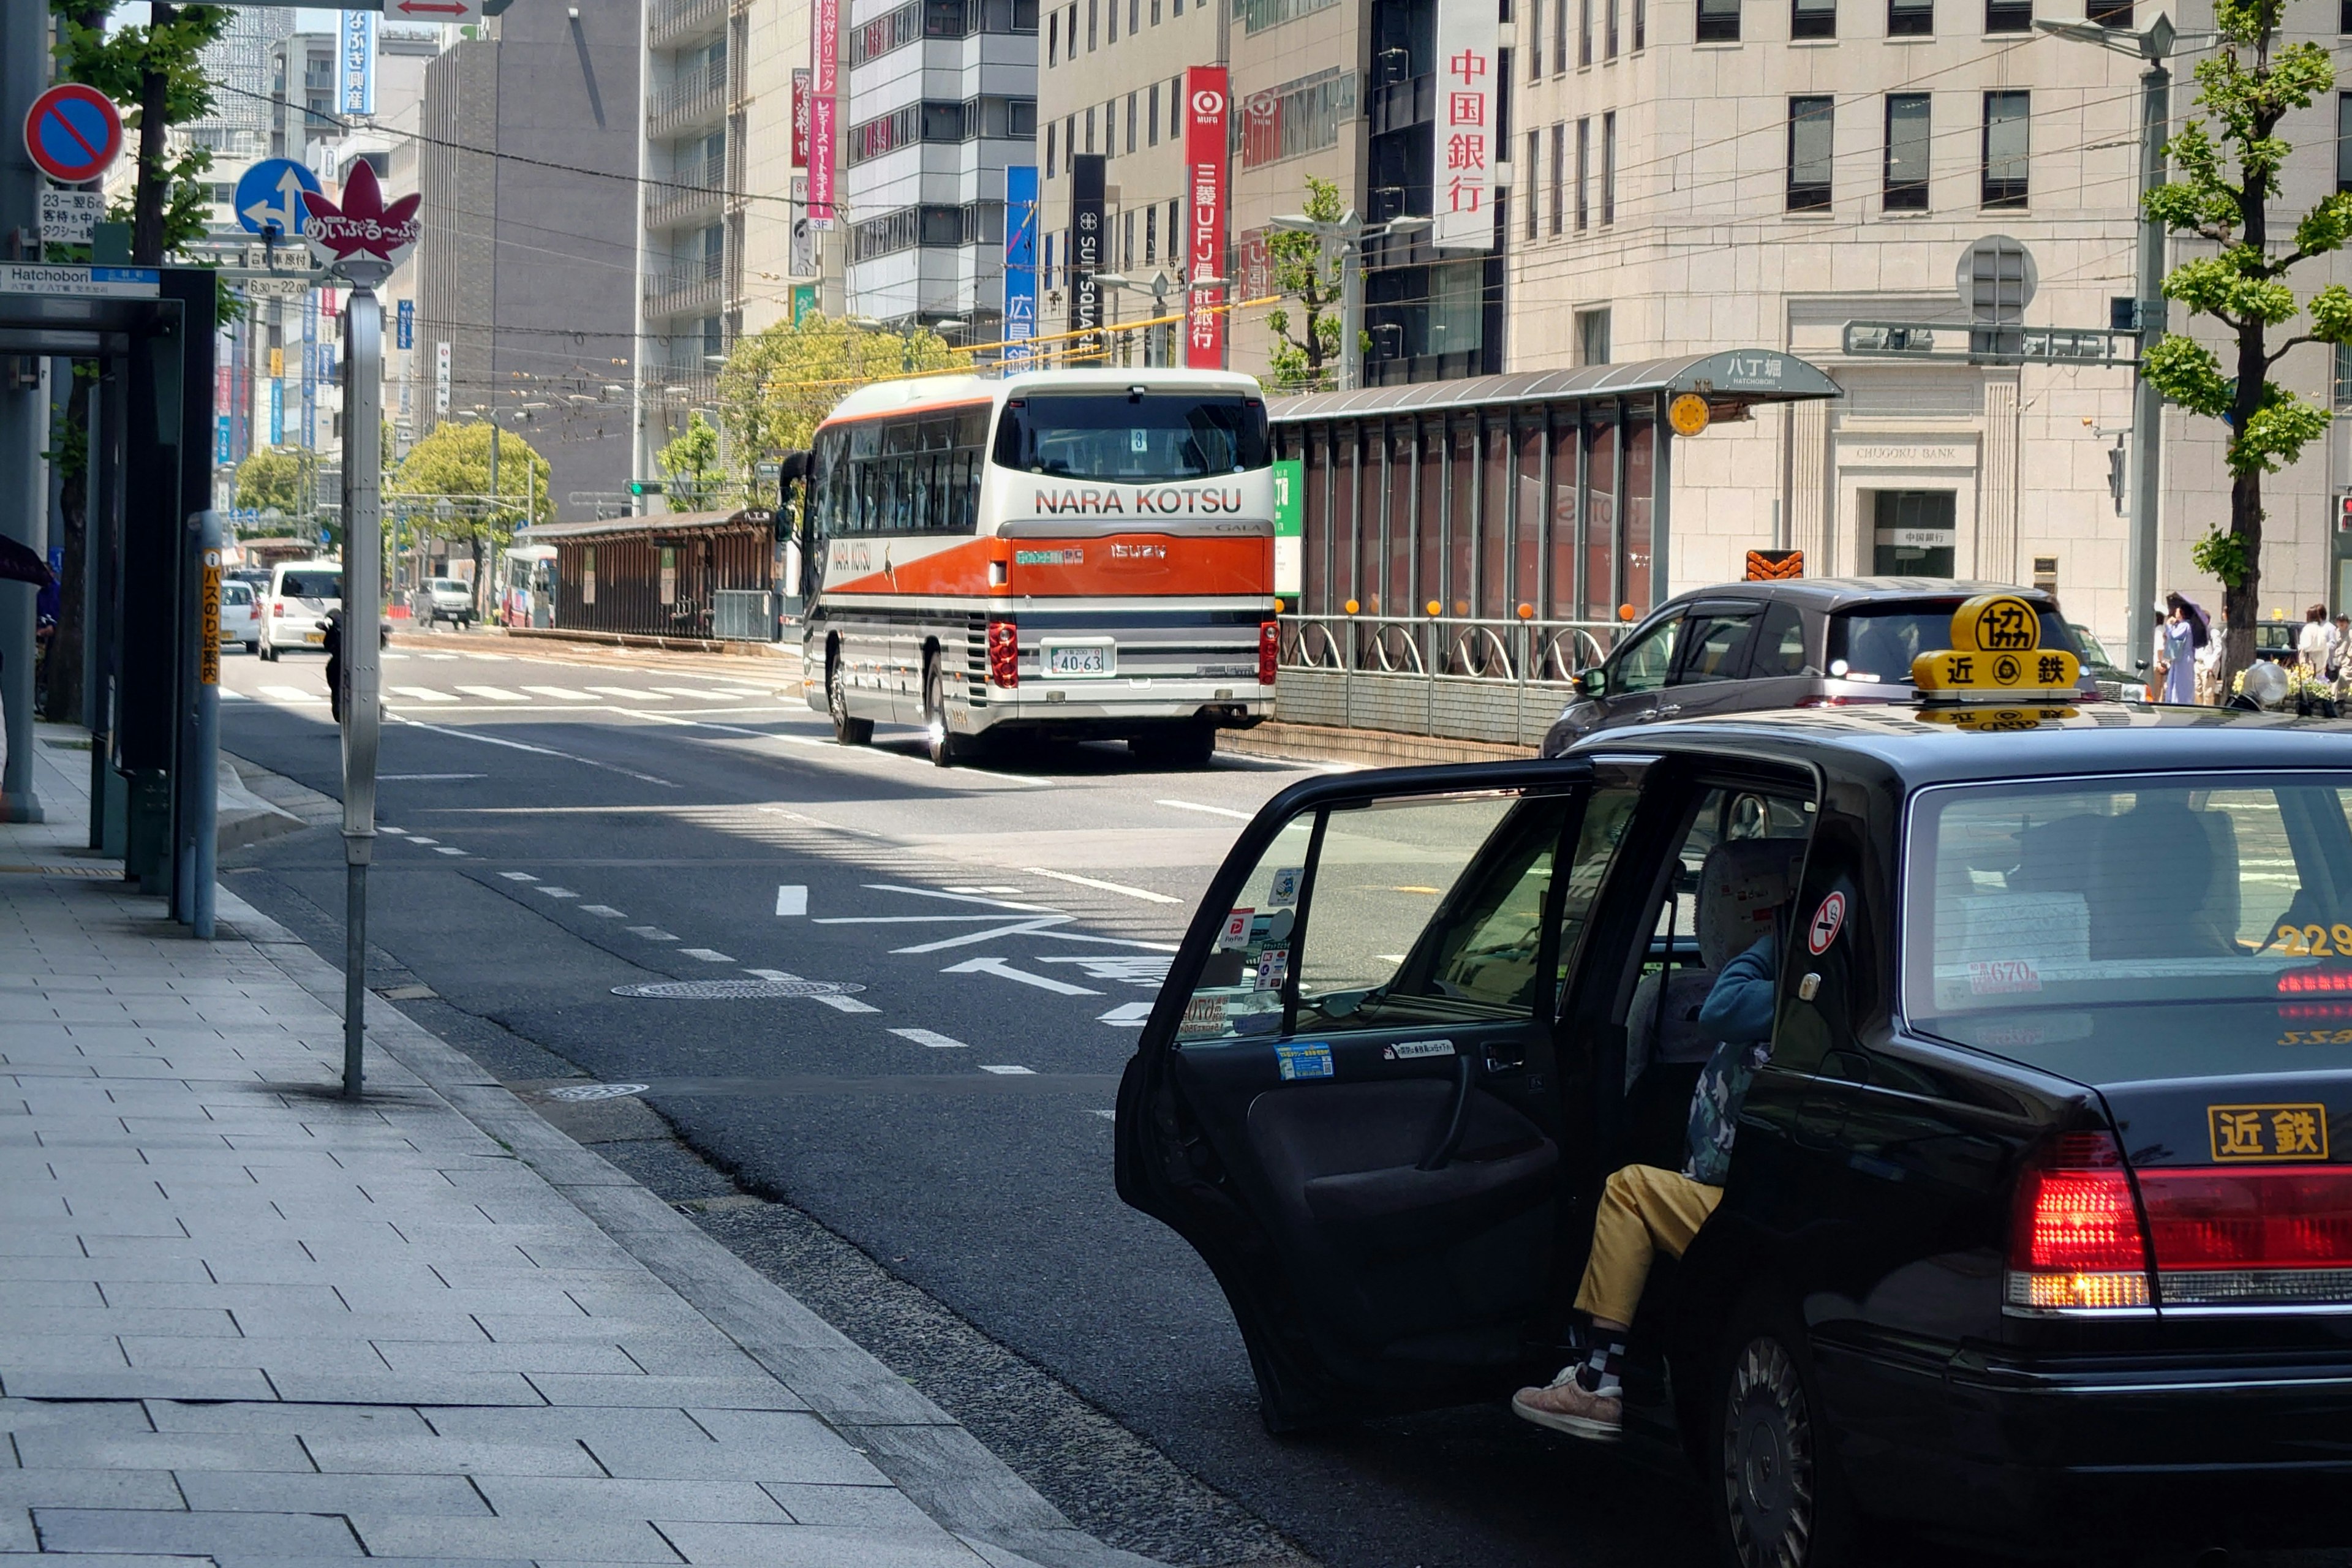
[218,579,261,652]
[259,560,341,662]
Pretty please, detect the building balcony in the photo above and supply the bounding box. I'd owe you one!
[649,0,728,48]
[646,175,726,230]
[645,262,725,320]
[648,59,728,140]
[1368,73,1433,138]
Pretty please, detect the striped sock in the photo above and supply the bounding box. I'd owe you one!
[1574,1334,1627,1399]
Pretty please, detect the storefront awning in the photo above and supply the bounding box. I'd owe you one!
[1267,350,1843,421]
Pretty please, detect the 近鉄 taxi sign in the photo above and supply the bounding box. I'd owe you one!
[1909,592,2080,695]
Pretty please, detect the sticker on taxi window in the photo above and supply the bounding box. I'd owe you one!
[1276,1041,1335,1081]
[1386,1038,1456,1060]
[1268,867,1303,907]
[1806,891,1845,955]
[1254,948,1289,990]
[2271,924,2352,957]
[1967,959,2041,995]
[1218,908,1254,951]
[2207,1102,2331,1162]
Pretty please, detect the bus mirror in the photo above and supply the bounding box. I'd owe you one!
[780,450,811,483]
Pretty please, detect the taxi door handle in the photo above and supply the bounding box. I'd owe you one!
[1638,704,1682,722]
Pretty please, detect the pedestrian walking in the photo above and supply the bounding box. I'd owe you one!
[321,608,344,725]
[2300,603,2335,679]
[2157,592,2206,705]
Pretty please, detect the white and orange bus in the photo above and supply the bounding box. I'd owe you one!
[799,368,1277,767]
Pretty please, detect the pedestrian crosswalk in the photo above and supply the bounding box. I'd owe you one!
[235,677,790,710]
[454,685,529,703]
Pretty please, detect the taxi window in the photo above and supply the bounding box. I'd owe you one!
[1673,608,1758,684]
[1832,603,2076,681]
[1904,774,2352,1066]
[1611,615,1681,693]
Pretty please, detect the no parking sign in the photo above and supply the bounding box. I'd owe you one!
[23,84,123,185]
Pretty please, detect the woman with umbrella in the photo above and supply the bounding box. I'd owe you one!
[2156,592,2208,704]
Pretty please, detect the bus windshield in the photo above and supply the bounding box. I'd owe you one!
[991,391,1268,482]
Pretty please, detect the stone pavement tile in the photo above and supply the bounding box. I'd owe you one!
[0,1231,103,1259]
[1,1504,33,1551]
[263,1371,544,1407]
[8,1258,216,1287]
[0,1336,130,1370]
[143,1403,430,1438]
[0,1368,278,1403]
[120,1338,374,1375]
[104,1283,348,1314]
[303,1437,605,1478]
[370,1341,641,1377]
[222,1311,491,1343]
[413,1408,712,1447]
[344,1514,681,1562]
[0,1468,184,1509]
[0,1398,155,1436]
[581,1344,766,1380]
[584,1423,884,1487]
[0,1277,106,1306]
[0,1192,72,1219]
[467,1476,790,1523]
[330,1286,587,1318]
[760,1484,936,1530]
[526,1375,806,1412]
[12,1431,314,1474]
[656,1521,982,1567]
[0,1309,236,1339]
[175,1472,491,1517]
[32,1508,363,1556]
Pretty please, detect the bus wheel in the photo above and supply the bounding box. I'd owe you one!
[828,653,873,746]
[924,658,970,768]
[1131,722,1215,771]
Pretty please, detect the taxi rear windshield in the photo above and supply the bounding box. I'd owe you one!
[1831,603,2075,682]
[1905,774,2352,1048]
[990,392,1269,482]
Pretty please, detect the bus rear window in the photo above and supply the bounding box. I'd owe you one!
[991,392,1268,482]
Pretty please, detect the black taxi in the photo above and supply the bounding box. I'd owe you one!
[1115,594,2352,1565]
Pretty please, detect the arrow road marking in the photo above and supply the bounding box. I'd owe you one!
[894,916,1073,954]
[941,956,1102,995]
[776,884,807,917]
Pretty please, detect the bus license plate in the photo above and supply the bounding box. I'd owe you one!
[1044,644,1107,677]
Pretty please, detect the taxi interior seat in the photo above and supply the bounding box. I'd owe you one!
[2087,801,2239,959]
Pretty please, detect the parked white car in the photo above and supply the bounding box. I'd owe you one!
[258,560,341,662]
[218,579,261,653]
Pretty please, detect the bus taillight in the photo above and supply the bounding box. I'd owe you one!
[987,620,1019,688]
[1258,621,1279,686]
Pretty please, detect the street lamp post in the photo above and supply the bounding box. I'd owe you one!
[1095,272,1230,366]
[1265,210,1432,391]
[2034,11,2201,684]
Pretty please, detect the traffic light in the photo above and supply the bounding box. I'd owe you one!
[627,479,658,496]
[2338,492,2352,534]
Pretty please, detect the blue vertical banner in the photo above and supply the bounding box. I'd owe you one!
[300,292,317,450]
[396,298,413,350]
[217,415,232,466]
[1002,165,1038,369]
[268,379,283,445]
[339,10,376,117]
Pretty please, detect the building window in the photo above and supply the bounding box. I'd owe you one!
[1170,75,1182,139]
[1145,205,1158,262]
[1981,89,2029,208]
[1126,92,1137,151]
[1148,83,1160,145]
[1792,0,1834,37]
[1888,0,1931,31]
[1884,92,1929,209]
[1107,0,1117,42]
[1046,121,1057,175]
[1554,0,1569,69]
[1238,0,1343,28]
[1048,10,1058,60]
[1526,130,1542,236]
[1045,232,1055,288]
[1087,0,1098,47]
[1602,111,1616,222]
[2088,0,2129,21]
[1065,114,1076,171]
[1575,116,1590,229]
[1576,307,1610,365]
[1550,121,1566,234]
[1985,0,2030,31]
[2338,92,2352,191]
[2336,342,2352,408]
[1237,67,1360,167]
[1085,104,1096,152]
[1787,96,1833,212]
[1697,0,1738,39]
[1104,98,1117,159]
[1528,0,1542,75]
[1579,0,1592,63]
[1167,197,1179,258]
[1123,210,1134,267]
[1634,0,1645,47]
[1607,0,1620,53]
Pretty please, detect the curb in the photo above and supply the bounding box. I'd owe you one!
[209,882,1166,1568]
[1218,719,1532,769]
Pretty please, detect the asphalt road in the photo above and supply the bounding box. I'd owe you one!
[215,631,1717,1568]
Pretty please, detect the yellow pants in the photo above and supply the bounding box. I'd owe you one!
[1573,1164,1724,1326]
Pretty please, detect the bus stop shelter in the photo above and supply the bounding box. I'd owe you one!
[1265,349,1842,747]
[0,265,219,921]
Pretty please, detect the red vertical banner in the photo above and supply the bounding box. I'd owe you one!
[791,68,810,169]
[1183,65,1228,370]
[808,0,839,228]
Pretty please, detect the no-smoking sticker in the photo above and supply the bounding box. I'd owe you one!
[1807,891,1846,956]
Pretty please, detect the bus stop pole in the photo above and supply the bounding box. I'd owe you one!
[337,268,387,1096]
[190,510,222,938]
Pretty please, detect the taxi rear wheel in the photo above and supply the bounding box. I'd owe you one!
[1712,1308,1858,1568]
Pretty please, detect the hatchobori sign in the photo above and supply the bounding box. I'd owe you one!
[1910,592,2080,694]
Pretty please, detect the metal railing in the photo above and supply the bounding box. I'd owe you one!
[1273,612,1624,748]
[648,59,728,137]
[646,181,725,231]
[649,0,728,46]
[644,270,724,319]
[712,589,778,643]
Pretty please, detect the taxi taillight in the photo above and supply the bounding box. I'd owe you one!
[1258,620,1279,686]
[2138,1167,2352,1305]
[2007,1131,2152,1312]
[987,620,1019,688]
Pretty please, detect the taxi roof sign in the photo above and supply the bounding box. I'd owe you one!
[1910,592,2081,697]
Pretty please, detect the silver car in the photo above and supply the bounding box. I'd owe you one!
[1539,576,2103,754]
[421,577,476,627]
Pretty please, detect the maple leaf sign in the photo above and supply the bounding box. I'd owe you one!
[300,159,422,269]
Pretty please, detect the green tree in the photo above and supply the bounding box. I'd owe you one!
[1264,176,1355,392]
[50,2,230,266]
[235,447,314,517]
[390,423,550,584]
[2143,0,2352,673]
[715,314,959,469]
[657,410,728,510]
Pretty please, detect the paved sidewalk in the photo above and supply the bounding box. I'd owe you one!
[0,727,1149,1568]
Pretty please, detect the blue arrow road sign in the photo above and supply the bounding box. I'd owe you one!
[235,158,322,239]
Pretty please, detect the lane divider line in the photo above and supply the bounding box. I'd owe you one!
[1020,867,1180,905]
[1155,797,1253,820]
[889,1028,968,1049]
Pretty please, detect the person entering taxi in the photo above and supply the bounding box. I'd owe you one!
[1510,863,1789,1444]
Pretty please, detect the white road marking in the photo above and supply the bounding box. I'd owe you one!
[454,685,529,703]
[1041,956,1174,984]
[378,773,486,781]
[499,871,538,881]
[537,887,579,899]
[653,686,741,701]
[390,717,678,788]
[775,884,807,917]
[1156,798,1253,820]
[260,684,323,703]
[522,685,599,701]
[586,686,668,700]
[421,652,461,661]
[1021,867,1180,904]
[979,1065,1035,1076]
[580,905,626,917]
[1090,1109,1116,1119]
[889,1028,968,1049]
[390,686,461,704]
[433,846,467,856]
[221,689,251,701]
[680,948,737,963]
[816,994,882,1014]
[1097,1002,1155,1027]
[890,916,1076,954]
[406,837,439,845]
[627,925,679,940]
[941,955,1102,995]
[381,652,410,661]
[944,885,1028,896]
[865,883,1061,913]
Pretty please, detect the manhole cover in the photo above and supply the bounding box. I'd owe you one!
[611,979,867,1000]
[549,1082,650,1101]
